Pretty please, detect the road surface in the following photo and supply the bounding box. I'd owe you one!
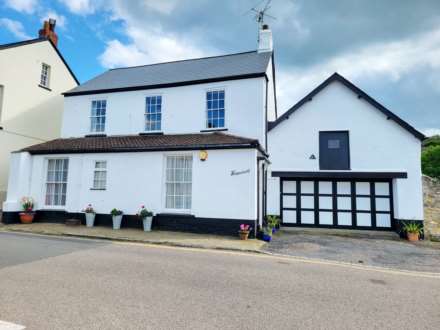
[0,232,439,329]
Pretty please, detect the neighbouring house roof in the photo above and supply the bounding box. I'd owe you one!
[0,37,79,85]
[268,72,425,141]
[21,132,264,155]
[63,51,272,96]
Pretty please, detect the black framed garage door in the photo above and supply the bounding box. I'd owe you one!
[280,178,394,230]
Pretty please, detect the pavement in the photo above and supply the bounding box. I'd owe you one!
[264,227,440,273]
[0,232,439,329]
[0,223,265,253]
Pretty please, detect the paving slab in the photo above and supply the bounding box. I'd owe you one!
[0,223,265,253]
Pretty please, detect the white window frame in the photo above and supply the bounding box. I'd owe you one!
[164,154,193,212]
[145,94,163,132]
[205,88,226,130]
[44,158,69,207]
[92,161,107,190]
[90,99,107,133]
[40,63,51,88]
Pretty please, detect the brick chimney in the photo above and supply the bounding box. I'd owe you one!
[39,18,58,47]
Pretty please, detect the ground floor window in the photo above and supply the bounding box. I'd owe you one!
[45,159,69,206]
[165,155,192,209]
[93,161,107,189]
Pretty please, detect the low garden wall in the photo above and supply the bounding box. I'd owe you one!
[423,175,440,241]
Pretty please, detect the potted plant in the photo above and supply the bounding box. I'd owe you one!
[110,208,123,230]
[19,197,35,224]
[137,205,153,232]
[83,204,96,227]
[267,215,279,233]
[238,224,252,240]
[262,227,273,242]
[402,222,423,242]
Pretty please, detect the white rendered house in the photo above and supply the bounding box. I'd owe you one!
[2,26,277,235]
[2,25,425,234]
[0,20,78,205]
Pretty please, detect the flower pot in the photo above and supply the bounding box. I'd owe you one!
[112,215,123,229]
[407,232,419,242]
[19,212,35,224]
[262,233,272,242]
[239,230,250,240]
[142,216,153,232]
[85,213,95,227]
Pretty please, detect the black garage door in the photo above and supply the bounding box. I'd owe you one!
[280,179,394,230]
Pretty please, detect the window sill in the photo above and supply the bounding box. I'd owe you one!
[38,84,52,91]
[85,134,107,137]
[139,131,164,136]
[90,188,106,191]
[200,128,228,133]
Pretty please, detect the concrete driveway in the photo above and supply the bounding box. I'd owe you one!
[264,228,440,273]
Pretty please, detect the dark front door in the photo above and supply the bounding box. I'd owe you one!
[319,131,350,170]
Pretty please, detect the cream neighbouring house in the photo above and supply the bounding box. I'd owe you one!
[0,19,78,206]
[2,24,425,235]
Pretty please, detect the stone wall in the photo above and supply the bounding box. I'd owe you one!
[423,175,440,241]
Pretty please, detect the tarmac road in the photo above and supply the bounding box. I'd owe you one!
[0,232,439,329]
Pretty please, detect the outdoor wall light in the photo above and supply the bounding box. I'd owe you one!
[199,150,208,161]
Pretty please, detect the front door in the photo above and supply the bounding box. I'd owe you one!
[319,131,350,170]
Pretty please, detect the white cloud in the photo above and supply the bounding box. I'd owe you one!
[57,0,98,15]
[4,0,37,14]
[40,10,67,29]
[277,26,440,113]
[423,128,440,137]
[97,1,210,68]
[0,18,31,39]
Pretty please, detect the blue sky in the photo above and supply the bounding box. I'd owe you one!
[1,0,439,136]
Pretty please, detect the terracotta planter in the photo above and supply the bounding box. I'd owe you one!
[407,232,419,242]
[19,212,35,224]
[239,230,250,240]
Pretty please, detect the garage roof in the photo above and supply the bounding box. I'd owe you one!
[269,73,425,141]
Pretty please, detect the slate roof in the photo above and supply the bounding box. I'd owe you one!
[21,132,261,155]
[64,51,272,96]
[0,37,79,85]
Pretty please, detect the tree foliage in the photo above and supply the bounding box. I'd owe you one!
[422,138,440,179]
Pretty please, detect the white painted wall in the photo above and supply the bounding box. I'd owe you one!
[62,77,267,145]
[0,40,77,203]
[3,149,258,221]
[267,80,424,221]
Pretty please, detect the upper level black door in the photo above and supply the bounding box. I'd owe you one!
[319,131,350,170]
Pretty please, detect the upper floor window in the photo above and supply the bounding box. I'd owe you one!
[145,96,162,131]
[40,63,51,88]
[90,100,106,132]
[206,90,225,129]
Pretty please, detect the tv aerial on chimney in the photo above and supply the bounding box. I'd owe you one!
[244,0,277,28]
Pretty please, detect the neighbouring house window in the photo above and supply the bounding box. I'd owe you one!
[45,159,69,206]
[40,63,51,88]
[93,161,107,189]
[90,100,106,132]
[206,90,225,128]
[165,155,192,209]
[145,96,162,131]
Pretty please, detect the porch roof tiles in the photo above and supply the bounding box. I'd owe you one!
[21,132,262,155]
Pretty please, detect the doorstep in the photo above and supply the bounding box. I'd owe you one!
[0,223,266,253]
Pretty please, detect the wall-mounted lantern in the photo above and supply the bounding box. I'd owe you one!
[199,150,208,161]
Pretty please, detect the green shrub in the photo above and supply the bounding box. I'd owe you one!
[422,145,440,179]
